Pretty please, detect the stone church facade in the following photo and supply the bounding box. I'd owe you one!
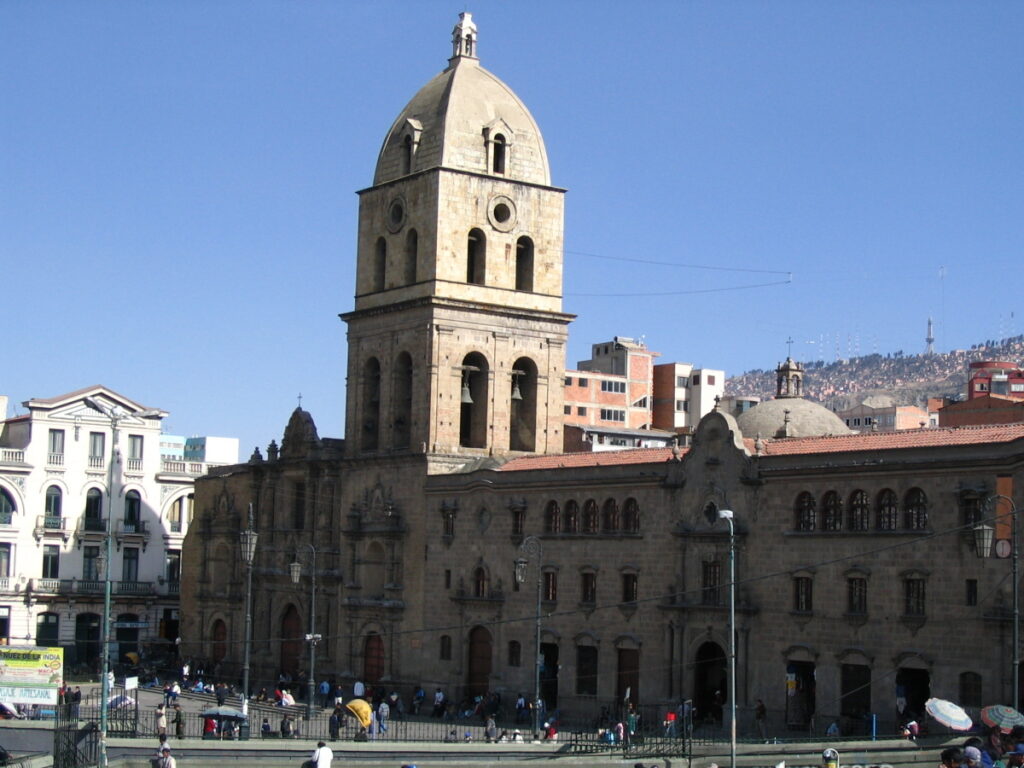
[181,15,1024,733]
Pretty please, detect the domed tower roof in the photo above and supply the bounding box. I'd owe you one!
[736,358,851,439]
[373,12,551,187]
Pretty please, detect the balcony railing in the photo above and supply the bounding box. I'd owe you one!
[30,579,152,597]
[164,581,180,596]
[79,517,106,533]
[42,515,64,530]
[0,449,25,464]
[116,581,155,596]
[88,456,104,469]
[47,452,64,467]
[117,520,148,536]
[0,577,11,592]
[126,458,143,472]
[160,460,209,476]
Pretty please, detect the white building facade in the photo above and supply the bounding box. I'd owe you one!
[0,386,235,670]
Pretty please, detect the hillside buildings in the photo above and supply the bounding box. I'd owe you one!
[0,386,236,666]
[181,14,1024,735]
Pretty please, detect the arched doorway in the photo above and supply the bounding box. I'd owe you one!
[694,641,727,726]
[364,633,385,683]
[466,626,492,699]
[210,619,227,667]
[280,605,302,679]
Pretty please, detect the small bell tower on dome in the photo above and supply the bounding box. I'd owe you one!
[450,12,478,62]
[341,14,574,466]
[776,357,804,399]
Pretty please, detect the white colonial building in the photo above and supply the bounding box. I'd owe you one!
[0,386,236,669]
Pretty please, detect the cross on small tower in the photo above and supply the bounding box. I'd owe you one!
[297,393,303,408]
[785,337,794,359]
[714,395,721,411]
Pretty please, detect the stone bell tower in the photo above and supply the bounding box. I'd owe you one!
[341,13,574,465]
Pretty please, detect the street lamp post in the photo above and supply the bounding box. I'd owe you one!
[718,509,737,768]
[83,397,122,768]
[515,536,543,741]
[290,544,319,721]
[973,493,1019,709]
[239,504,258,716]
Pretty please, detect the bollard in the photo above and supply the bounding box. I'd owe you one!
[823,747,840,768]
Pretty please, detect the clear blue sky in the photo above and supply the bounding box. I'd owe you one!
[3,1,1021,455]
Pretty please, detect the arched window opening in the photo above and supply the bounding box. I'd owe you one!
[84,489,103,530]
[848,490,870,531]
[509,357,538,452]
[563,500,579,534]
[903,488,928,530]
[467,229,486,285]
[622,498,640,533]
[877,489,899,531]
[404,229,418,285]
[473,566,489,598]
[362,358,382,452]
[493,134,506,174]
[402,135,413,175]
[544,501,560,534]
[392,352,413,450]
[583,500,598,534]
[75,613,101,668]
[822,491,842,531]
[515,236,534,292]
[0,489,14,522]
[364,633,385,683]
[373,237,387,292]
[602,499,619,533]
[45,486,62,518]
[795,492,816,531]
[124,490,141,527]
[459,353,489,449]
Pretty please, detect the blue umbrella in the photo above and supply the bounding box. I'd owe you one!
[926,698,973,731]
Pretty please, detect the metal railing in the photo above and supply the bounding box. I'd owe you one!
[37,514,65,531]
[117,520,148,536]
[80,517,106,533]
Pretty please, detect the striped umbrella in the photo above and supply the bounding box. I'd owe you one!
[982,705,1024,733]
[926,698,973,731]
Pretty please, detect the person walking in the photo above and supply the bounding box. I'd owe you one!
[157,746,176,768]
[754,698,767,741]
[155,704,167,738]
[172,704,184,739]
[329,708,341,741]
[310,740,333,768]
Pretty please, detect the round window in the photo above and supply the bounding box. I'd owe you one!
[385,197,407,233]
[493,203,511,223]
